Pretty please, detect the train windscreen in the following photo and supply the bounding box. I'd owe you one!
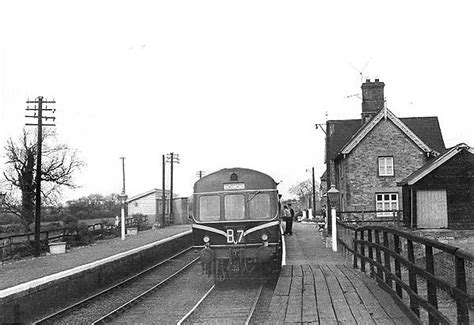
[248,193,272,219]
[199,195,220,221]
[224,194,245,220]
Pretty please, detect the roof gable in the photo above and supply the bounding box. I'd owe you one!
[340,108,438,156]
[127,188,170,203]
[398,143,471,186]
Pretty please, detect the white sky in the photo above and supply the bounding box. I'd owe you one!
[1,1,473,202]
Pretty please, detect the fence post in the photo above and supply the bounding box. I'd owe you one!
[407,239,420,317]
[360,230,366,273]
[383,231,392,288]
[393,234,402,299]
[374,230,383,281]
[455,255,469,324]
[367,229,374,277]
[353,229,358,269]
[425,245,438,325]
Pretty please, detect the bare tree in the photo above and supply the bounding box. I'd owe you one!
[289,179,319,210]
[2,128,85,230]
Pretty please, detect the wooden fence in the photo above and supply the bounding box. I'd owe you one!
[1,215,148,263]
[337,219,474,324]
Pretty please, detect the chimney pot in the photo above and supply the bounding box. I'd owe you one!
[375,78,379,82]
[366,78,370,82]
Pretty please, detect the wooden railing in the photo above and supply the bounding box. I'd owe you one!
[125,215,148,228]
[337,219,474,324]
[1,216,149,263]
[0,222,114,263]
[338,209,403,227]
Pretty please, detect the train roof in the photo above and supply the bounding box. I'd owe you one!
[194,167,278,193]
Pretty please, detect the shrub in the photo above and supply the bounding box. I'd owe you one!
[70,222,94,246]
[131,213,151,231]
[62,214,78,228]
[0,213,21,226]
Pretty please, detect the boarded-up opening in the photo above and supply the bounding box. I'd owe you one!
[417,189,448,228]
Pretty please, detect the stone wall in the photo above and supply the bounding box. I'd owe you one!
[336,119,428,213]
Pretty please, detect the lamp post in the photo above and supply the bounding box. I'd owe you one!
[118,193,128,240]
[119,157,127,240]
[327,184,340,252]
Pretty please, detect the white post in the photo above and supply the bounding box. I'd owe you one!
[121,205,126,240]
[331,207,337,252]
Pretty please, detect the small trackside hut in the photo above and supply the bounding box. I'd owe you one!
[191,167,282,281]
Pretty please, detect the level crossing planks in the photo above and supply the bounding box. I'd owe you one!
[269,264,413,324]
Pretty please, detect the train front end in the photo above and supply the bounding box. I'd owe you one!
[191,168,281,280]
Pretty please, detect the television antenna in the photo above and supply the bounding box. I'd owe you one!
[345,58,372,100]
[348,58,372,83]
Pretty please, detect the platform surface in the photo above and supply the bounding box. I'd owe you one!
[269,222,412,324]
[0,225,191,291]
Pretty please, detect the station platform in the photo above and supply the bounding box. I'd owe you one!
[0,225,191,292]
[269,222,413,324]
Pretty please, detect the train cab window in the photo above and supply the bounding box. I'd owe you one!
[224,194,245,220]
[199,196,220,221]
[249,193,272,219]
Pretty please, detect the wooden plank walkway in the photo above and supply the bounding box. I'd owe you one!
[268,223,413,324]
[268,264,412,324]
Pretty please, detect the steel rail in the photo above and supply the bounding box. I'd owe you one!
[92,256,200,324]
[176,284,216,325]
[177,283,264,324]
[33,247,192,324]
[244,284,263,325]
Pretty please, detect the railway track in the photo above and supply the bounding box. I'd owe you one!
[177,280,267,324]
[33,248,200,324]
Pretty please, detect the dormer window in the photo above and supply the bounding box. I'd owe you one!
[378,157,394,176]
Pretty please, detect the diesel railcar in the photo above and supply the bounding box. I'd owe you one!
[191,168,282,281]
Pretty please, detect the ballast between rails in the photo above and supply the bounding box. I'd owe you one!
[33,247,195,324]
[91,257,200,324]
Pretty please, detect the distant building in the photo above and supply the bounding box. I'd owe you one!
[127,188,189,225]
[324,79,446,218]
[398,143,474,229]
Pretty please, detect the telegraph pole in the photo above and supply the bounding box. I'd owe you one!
[312,167,316,217]
[25,96,56,257]
[162,154,166,227]
[166,152,180,224]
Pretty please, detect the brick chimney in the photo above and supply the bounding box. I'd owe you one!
[361,78,385,123]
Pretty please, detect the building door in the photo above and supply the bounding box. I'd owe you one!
[417,190,448,228]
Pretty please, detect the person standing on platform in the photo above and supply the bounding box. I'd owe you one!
[289,203,295,222]
[283,205,293,235]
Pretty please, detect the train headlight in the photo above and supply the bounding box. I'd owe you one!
[261,233,268,241]
[203,235,210,244]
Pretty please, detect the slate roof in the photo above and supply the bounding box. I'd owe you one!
[326,114,446,161]
[398,143,472,186]
[320,170,327,181]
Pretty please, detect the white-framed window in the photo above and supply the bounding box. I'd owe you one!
[376,193,399,217]
[378,157,394,176]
